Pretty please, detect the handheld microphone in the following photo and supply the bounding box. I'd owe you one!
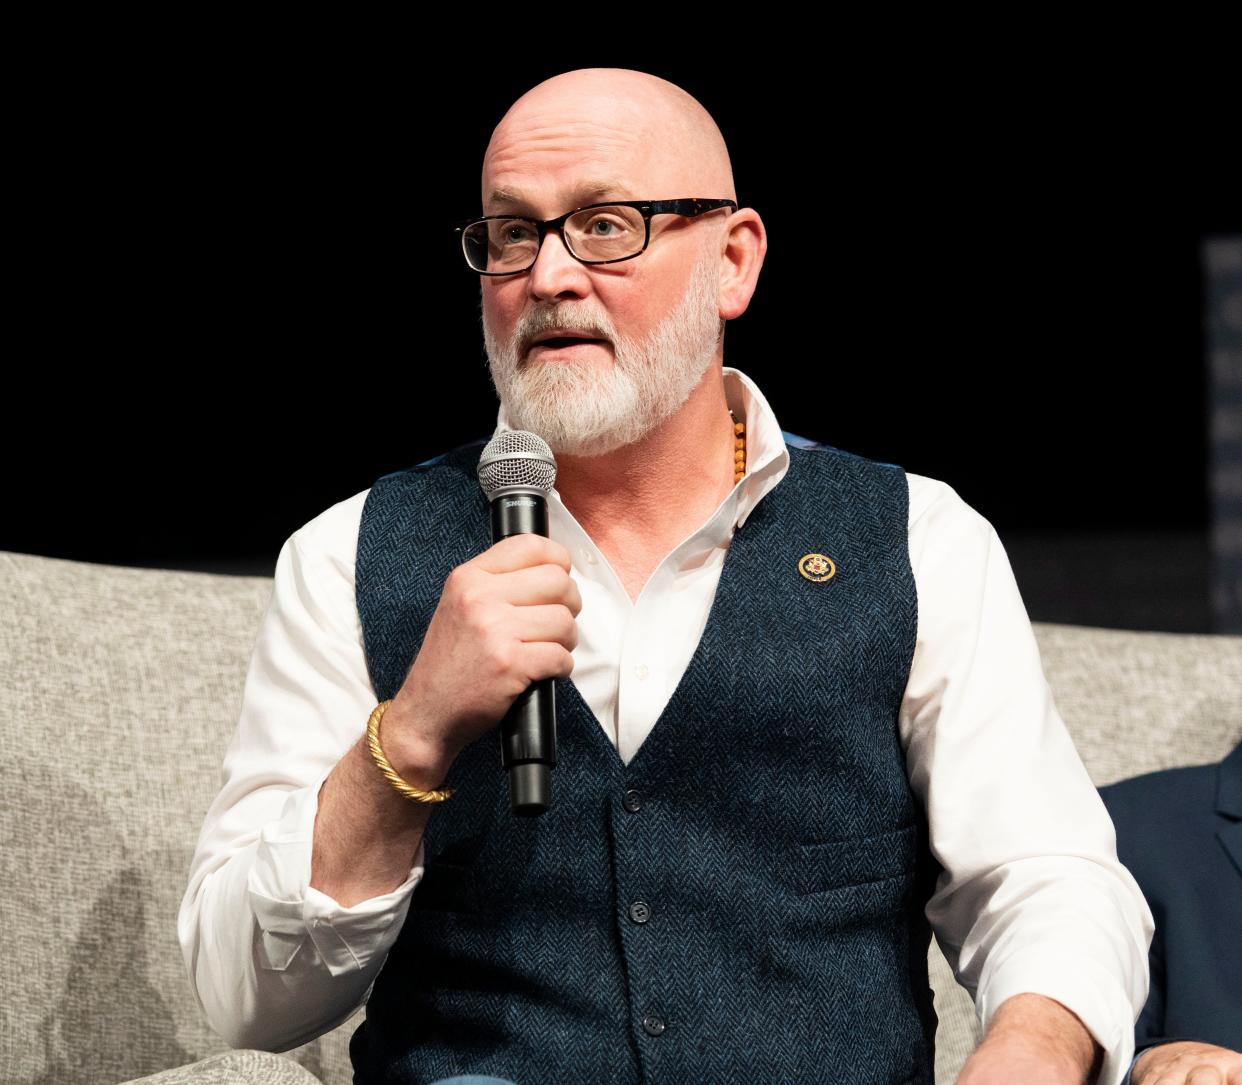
[476,430,559,817]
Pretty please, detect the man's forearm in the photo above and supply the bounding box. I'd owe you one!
[957,993,1104,1084]
[182,756,436,1054]
[180,702,456,1052]
[187,846,388,1051]
[311,701,456,908]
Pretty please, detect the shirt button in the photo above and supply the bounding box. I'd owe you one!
[629,900,651,924]
[642,1015,666,1036]
[580,547,598,566]
[634,663,649,680]
[623,789,643,813]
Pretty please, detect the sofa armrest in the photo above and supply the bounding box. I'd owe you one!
[120,1050,324,1084]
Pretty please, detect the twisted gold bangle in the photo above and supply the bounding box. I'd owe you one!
[365,699,455,803]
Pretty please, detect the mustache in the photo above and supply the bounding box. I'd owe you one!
[517,309,615,354]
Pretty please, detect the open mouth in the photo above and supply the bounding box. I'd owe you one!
[530,336,608,352]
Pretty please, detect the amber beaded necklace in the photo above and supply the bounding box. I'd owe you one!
[730,410,746,484]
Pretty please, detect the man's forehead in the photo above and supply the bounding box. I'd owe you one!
[484,178,641,214]
[479,71,734,214]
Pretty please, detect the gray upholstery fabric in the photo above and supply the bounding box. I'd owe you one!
[124,1050,324,1084]
[1,548,1239,1085]
[0,550,356,1085]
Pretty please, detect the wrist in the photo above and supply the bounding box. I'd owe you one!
[983,994,1102,1081]
[378,698,459,785]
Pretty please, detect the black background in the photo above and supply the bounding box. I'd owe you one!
[7,48,1237,628]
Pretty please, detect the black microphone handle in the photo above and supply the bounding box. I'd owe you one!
[491,490,558,816]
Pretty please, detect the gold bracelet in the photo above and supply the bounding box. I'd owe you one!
[365,699,455,804]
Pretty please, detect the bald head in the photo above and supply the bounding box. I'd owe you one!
[482,68,736,210]
[476,65,769,417]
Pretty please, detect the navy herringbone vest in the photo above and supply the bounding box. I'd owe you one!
[349,435,939,1085]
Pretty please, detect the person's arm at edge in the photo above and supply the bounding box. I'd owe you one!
[177,493,433,1051]
[900,474,1154,1085]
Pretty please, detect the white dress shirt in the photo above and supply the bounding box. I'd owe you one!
[178,367,1153,1084]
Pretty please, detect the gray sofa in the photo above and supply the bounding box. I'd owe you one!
[2,547,1240,1085]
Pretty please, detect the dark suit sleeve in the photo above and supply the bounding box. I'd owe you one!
[1135,919,1166,1044]
[1101,776,1202,1081]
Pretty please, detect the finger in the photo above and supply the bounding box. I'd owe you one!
[515,640,575,682]
[474,534,572,575]
[511,604,579,650]
[493,563,579,608]
[1187,1065,1225,1085]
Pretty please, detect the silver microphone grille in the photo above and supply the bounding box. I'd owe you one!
[477,430,557,498]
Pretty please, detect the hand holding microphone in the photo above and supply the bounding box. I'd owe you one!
[477,431,563,815]
[381,432,571,817]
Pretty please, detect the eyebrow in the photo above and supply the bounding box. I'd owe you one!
[485,180,636,213]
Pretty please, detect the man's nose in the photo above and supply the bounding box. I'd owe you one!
[527,228,591,301]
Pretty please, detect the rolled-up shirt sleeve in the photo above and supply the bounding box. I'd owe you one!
[177,490,425,1052]
[901,474,1154,1085]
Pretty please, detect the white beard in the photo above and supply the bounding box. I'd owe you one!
[482,245,724,457]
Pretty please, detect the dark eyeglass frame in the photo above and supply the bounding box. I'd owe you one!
[455,197,738,275]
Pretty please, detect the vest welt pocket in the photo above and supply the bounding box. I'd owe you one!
[790,821,919,897]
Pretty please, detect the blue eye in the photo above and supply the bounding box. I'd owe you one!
[499,221,537,245]
[576,212,634,240]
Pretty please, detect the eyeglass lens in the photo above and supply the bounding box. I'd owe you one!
[463,205,646,272]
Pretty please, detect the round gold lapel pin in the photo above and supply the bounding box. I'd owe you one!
[798,553,836,582]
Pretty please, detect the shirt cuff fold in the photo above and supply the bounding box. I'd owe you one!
[977,947,1137,1085]
[245,765,426,976]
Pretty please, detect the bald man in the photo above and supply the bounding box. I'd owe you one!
[180,69,1153,1085]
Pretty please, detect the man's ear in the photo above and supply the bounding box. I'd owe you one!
[718,208,767,321]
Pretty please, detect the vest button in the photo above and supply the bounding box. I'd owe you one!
[642,1014,666,1036]
[623,789,643,812]
[629,900,651,924]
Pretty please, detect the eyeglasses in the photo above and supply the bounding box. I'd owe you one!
[455,198,737,275]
